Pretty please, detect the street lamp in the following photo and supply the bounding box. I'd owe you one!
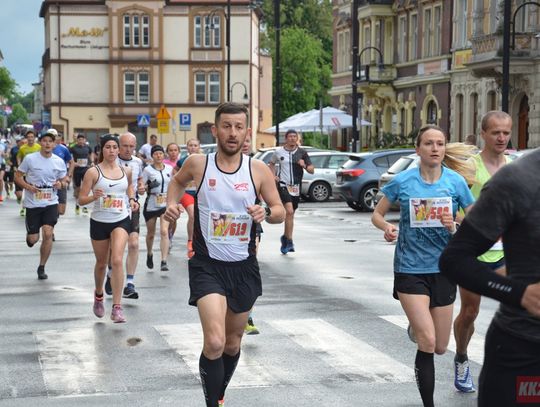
[230,81,249,103]
[502,1,540,113]
[209,1,231,102]
[351,45,384,152]
[274,0,281,146]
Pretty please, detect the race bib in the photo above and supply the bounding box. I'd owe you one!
[208,211,252,244]
[155,193,167,208]
[409,197,452,228]
[35,188,54,202]
[186,180,197,192]
[76,158,88,167]
[286,184,300,197]
[100,194,125,213]
[490,239,503,251]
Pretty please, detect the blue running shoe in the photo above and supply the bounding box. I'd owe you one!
[280,235,289,254]
[105,276,112,295]
[454,359,476,393]
[287,239,295,252]
[123,283,139,299]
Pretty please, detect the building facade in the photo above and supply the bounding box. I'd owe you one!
[39,0,267,149]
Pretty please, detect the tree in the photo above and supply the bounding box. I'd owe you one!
[8,91,34,114]
[278,27,331,121]
[0,67,17,100]
[7,103,28,127]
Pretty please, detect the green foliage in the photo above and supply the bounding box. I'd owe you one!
[376,132,415,149]
[7,103,29,127]
[301,132,329,149]
[8,91,34,114]
[0,67,17,99]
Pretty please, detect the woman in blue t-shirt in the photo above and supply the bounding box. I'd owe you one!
[372,125,475,407]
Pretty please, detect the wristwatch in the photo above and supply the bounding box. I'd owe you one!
[264,206,271,218]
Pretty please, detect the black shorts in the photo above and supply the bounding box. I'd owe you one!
[0,164,5,172]
[57,187,67,204]
[393,272,456,308]
[73,168,88,188]
[130,210,140,234]
[90,216,131,240]
[278,185,300,211]
[4,169,14,183]
[25,205,59,235]
[479,321,540,407]
[188,255,262,313]
[143,207,166,222]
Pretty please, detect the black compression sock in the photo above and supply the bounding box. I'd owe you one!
[454,352,468,363]
[220,351,240,399]
[415,350,435,407]
[199,353,224,407]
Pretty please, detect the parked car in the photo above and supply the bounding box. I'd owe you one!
[375,153,419,209]
[300,151,351,202]
[333,149,415,212]
[252,146,322,164]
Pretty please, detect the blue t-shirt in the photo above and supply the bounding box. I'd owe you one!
[382,167,475,274]
[53,144,72,168]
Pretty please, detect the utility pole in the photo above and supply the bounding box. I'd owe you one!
[351,0,359,152]
[274,0,281,146]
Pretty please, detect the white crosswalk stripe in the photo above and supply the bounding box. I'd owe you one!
[380,314,485,364]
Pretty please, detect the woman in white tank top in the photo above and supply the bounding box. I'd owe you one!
[79,135,139,323]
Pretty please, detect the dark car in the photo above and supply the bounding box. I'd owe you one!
[333,149,415,211]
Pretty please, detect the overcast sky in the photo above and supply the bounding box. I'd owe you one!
[1,0,45,94]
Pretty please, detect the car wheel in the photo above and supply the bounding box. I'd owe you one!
[308,181,331,202]
[358,184,379,212]
[346,200,363,211]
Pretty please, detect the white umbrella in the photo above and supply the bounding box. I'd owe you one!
[291,107,371,132]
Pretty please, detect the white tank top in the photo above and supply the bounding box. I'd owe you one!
[194,153,258,261]
[91,165,129,223]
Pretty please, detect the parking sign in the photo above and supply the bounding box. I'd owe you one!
[179,113,191,131]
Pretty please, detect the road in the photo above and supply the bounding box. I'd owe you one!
[0,196,497,406]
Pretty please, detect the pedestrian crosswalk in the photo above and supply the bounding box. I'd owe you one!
[30,314,487,398]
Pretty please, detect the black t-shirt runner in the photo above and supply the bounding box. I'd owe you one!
[70,144,93,171]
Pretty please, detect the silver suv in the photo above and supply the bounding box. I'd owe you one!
[301,151,351,202]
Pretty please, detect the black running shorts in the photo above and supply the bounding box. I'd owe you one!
[26,204,59,235]
[277,185,300,211]
[393,272,456,308]
[90,216,131,240]
[143,207,166,222]
[73,168,88,188]
[188,255,262,313]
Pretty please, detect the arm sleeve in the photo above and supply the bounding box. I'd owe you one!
[439,219,527,306]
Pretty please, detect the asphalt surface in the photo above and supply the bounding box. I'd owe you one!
[0,194,497,406]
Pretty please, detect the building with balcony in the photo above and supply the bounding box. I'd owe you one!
[453,0,538,148]
[39,0,267,149]
[331,0,453,150]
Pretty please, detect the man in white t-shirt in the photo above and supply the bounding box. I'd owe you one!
[15,132,69,280]
[137,134,158,165]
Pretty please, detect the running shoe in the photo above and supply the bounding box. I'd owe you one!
[244,317,260,335]
[160,261,169,272]
[75,206,80,215]
[37,265,48,280]
[406,324,417,343]
[454,359,476,393]
[111,304,126,323]
[0,195,3,202]
[82,207,88,214]
[218,400,225,407]
[123,283,139,299]
[280,235,288,254]
[20,208,25,217]
[93,292,105,318]
[286,239,295,253]
[146,254,154,269]
[104,276,112,295]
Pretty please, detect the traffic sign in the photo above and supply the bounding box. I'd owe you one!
[157,118,170,134]
[137,114,151,127]
[179,113,191,131]
[156,105,171,120]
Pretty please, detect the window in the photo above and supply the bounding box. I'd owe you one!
[410,14,418,61]
[362,25,371,65]
[423,9,432,57]
[327,155,348,169]
[433,6,441,55]
[456,94,464,142]
[398,16,407,62]
[195,13,222,49]
[124,71,150,103]
[515,0,529,33]
[123,13,150,48]
[427,100,438,124]
[455,0,468,47]
[194,71,221,104]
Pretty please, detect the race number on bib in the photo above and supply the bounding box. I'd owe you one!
[76,158,88,167]
[409,197,452,228]
[286,184,300,197]
[35,188,54,203]
[208,211,252,244]
[100,194,125,213]
[155,193,167,208]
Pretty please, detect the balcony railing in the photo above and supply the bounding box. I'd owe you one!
[471,32,540,60]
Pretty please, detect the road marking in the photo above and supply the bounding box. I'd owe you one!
[380,314,485,364]
[269,318,414,383]
[34,327,104,396]
[155,324,278,388]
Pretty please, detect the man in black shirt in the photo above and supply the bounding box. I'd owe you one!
[440,149,540,406]
[69,134,94,214]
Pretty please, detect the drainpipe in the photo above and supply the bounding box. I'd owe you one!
[57,2,70,135]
